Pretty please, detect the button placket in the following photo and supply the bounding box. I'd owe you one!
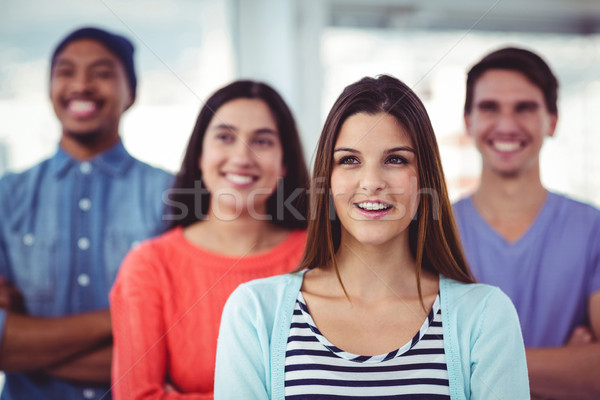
[77,273,91,287]
[80,162,92,175]
[22,233,35,246]
[75,161,94,302]
[79,198,91,211]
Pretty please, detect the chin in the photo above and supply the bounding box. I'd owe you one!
[345,231,400,248]
[63,128,105,144]
[492,166,523,178]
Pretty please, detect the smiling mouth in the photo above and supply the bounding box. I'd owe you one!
[225,173,255,185]
[355,201,392,211]
[492,140,522,152]
[66,100,99,118]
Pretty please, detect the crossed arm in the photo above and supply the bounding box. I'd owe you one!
[0,278,113,384]
[528,291,600,400]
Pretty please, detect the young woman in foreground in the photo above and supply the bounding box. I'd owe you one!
[214,75,529,399]
[110,80,309,399]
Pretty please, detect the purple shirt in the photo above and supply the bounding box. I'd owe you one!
[453,192,600,347]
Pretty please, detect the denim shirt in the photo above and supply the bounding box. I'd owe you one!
[0,142,173,400]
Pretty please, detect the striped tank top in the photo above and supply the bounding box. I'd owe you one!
[284,292,450,399]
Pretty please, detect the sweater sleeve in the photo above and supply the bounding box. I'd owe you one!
[470,288,530,400]
[214,283,271,400]
[110,244,211,400]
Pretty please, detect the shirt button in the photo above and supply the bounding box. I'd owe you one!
[80,162,92,174]
[77,274,91,287]
[78,237,90,250]
[79,198,92,211]
[83,388,95,399]
[22,234,35,246]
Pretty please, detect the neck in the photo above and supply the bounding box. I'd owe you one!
[473,165,547,216]
[333,235,423,301]
[471,165,548,242]
[60,132,121,161]
[185,210,288,256]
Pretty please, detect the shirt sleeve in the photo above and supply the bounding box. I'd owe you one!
[214,284,271,400]
[470,288,530,399]
[589,215,600,296]
[0,309,6,343]
[110,245,210,400]
[0,178,10,343]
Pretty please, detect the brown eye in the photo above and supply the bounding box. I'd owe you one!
[386,155,407,165]
[53,67,73,78]
[477,101,499,113]
[338,156,359,165]
[254,137,274,147]
[93,69,114,79]
[216,132,235,143]
[515,102,539,113]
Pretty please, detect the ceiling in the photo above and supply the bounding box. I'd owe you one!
[328,0,600,34]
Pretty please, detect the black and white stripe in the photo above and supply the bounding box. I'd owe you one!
[284,293,450,399]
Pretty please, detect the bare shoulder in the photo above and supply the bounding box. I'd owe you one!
[301,267,342,298]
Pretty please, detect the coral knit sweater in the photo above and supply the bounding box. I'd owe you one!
[110,226,307,400]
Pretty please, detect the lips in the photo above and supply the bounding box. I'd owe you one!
[492,140,522,152]
[353,200,393,219]
[225,173,255,186]
[66,99,99,118]
[355,201,392,211]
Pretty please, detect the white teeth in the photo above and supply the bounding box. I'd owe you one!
[69,101,95,113]
[493,141,520,152]
[357,202,390,211]
[226,173,253,184]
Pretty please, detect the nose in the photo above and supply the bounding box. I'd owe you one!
[359,163,386,194]
[231,139,254,167]
[495,111,520,134]
[68,71,93,94]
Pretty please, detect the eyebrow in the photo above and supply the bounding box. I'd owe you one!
[211,124,237,132]
[210,124,278,136]
[52,58,117,70]
[476,99,540,109]
[385,146,415,154]
[475,100,499,108]
[89,59,118,69]
[334,146,415,154]
[515,100,540,110]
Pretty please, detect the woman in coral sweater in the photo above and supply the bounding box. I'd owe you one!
[110,80,309,399]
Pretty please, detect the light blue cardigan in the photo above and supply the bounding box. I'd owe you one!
[214,272,530,399]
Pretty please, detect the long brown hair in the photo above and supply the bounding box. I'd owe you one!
[298,75,474,300]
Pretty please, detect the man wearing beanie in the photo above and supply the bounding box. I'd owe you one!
[0,27,173,399]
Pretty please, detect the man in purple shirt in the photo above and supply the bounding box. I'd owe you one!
[454,47,600,399]
[0,27,172,399]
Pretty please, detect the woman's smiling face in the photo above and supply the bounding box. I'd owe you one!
[331,112,419,248]
[200,98,286,218]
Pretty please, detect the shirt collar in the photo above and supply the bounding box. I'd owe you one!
[51,141,133,178]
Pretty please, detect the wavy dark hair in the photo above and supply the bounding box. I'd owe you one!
[298,75,474,301]
[166,80,309,229]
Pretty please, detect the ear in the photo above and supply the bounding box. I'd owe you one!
[547,113,558,138]
[123,90,135,112]
[464,113,474,137]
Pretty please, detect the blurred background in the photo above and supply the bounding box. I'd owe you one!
[2,0,600,206]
